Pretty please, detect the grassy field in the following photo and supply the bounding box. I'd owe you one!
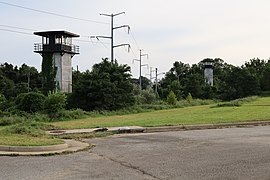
[1,97,269,146]
[51,97,270,129]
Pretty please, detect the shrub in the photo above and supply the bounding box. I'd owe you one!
[167,91,177,105]
[212,96,258,108]
[6,121,55,137]
[16,92,46,113]
[141,88,157,104]
[0,115,25,126]
[186,93,193,104]
[44,92,67,114]
[46,109,87,121]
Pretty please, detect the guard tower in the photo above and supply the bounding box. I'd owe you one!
[34,30,79,93]
[201,59,214,86]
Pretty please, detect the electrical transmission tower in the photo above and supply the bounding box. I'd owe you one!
[133,49,148,90]
[146,67,156,83]
[92,12,131,63]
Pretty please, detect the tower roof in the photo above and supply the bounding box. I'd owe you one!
[201,59,215,63]
[34,30,80,37]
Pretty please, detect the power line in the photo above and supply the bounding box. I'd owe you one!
[97,40,124,61]
[130,30,140,49]
[0,28,32,35]
[0,2,148,69]
[130,47,138,59]
[0,24,111,46]
[0,1,109,25]
[0,2,146,64]
[0,24,37,31]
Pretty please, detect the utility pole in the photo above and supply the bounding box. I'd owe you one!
[154,68,165,94]
[27,69,30,93]
[133,49,148,90]
[155,68,158,94]
[92,12,131,63]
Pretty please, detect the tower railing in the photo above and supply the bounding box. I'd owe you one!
[34,43,79,54]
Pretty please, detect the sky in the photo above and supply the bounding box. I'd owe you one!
[1,0,270,79]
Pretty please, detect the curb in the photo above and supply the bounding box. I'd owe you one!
[48,126,145,136]
[0,140,90,156]
[47,121,270,136]
[0,143,68,152]
[144,121,270,133]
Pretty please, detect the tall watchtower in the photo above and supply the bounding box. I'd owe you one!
[34,30,79,93]
[201,59,214,86]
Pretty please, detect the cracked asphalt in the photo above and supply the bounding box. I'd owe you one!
[1,126,270,180]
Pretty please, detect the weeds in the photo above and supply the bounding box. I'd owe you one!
[212,96,258,108]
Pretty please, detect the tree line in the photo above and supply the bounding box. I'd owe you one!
[0,58,269,112]
[159,58,270,101]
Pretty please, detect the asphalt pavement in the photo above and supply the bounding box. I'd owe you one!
[1,126,270,179]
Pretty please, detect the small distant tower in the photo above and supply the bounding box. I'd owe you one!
[34,30,79,93]
[201,59,214,86]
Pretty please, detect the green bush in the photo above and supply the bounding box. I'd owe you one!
[186,93,193,104]
[44,92,67,114]
[141,88,157,104]
[135,87,157,105]
[167,91,177,105]
[16,92,46,113]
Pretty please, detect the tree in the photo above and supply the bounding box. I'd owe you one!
[183,73,204,98]
[16,92,46,113]
[159,61,190,99]
[243,58,267,90]
[44,92,66,114]
[69,58,135,111]
[261,64,270,91]
[132,76,152,90]
[0,75,15,98]
[169,80,183,100]
[220,67,260,100]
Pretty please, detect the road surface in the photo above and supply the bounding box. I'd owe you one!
[1,126,270,179]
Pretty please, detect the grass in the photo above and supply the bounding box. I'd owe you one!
[0,122,64,146]
[51,97,270,129]
[0,133,63,146]
[0,96,269,146]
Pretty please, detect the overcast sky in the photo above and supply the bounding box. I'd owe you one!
[1,0,270,78]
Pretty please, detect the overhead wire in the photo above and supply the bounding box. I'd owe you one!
[130,30,140,50]
[0,1,149,72]
[0,23,110,45]
[0,1,109,25]
[0,28,33,35]
[0,1,144,55]
[0,24,37,31]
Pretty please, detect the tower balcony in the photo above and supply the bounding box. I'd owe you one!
[34,43,79,55]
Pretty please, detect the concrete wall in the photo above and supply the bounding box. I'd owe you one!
[204,68,213,86]
[53,53,72,93]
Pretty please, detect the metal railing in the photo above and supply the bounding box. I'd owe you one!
[34,43,79,54]
[34,43,43,52]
